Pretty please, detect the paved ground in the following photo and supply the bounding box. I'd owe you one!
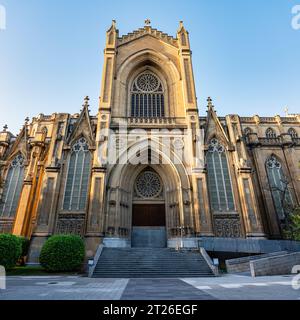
[0,274,299,300]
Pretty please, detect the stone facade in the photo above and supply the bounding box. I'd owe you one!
[0,21,299,261]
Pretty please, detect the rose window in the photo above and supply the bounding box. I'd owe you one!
[136,73,160,92]
[135,171,162,198]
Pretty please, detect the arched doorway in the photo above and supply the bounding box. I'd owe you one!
[132,168,167,248]
[103,141,195,248]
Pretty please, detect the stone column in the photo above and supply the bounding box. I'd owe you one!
[13,132,47,237]
[191,172,214,237]
[86,21,119,254]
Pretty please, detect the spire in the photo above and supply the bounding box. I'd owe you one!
[178,20,185,31]
[3,124,8,132]
[67,96,94,145]
[81,96,90,113]
[177,21,189,48]
[107,19,117,32]
[106,20,118,48]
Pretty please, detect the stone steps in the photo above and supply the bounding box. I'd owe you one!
[92,248,214,278]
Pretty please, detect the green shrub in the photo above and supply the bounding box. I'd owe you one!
[0,234,22,270]
[284,208,300,241]
[39,235,85,272]
[18,236,30,258]
[17,236,30,265]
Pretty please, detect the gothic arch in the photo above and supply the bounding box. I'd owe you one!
[60,137,92,212]
[113,49,182,118]
[288,127,298,138]
[265,127,277,138]
[104,139,194,239]
[107,137,191,190]
[127,67,168,117]
[265,154,293,223]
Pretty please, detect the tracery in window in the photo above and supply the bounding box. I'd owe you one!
[266,156,293,220]
[0,154,25,218]
[63,138,91,211]
[130,72,165,118]
[266,128,277,139]
[288,128,298,139]
[206,139,235,212]
[135,170,162,198]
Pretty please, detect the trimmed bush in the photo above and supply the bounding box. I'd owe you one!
[0,234,22,270]
[17,236,30,265]
[18,236,30,258]
[39,235,85,272]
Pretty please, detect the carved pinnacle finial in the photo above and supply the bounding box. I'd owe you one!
[25,117,30,124]
[145,19,151,26]
[207,97,213,108]
[284,106,289,117]
[83,96,90,108]
[3,124,8,132]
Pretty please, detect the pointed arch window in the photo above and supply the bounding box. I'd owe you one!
[63,138,91,211]
[288,128,298,139]
[266,156,293,220]
[130,72,165,118]
[266,128,277,139]
[206,139,235,212]
[243,127,253,136]
[0,154,25,218]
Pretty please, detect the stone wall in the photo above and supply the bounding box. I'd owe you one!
[199,237,300,254]
[226,251,287,274]
[250,252,300,277]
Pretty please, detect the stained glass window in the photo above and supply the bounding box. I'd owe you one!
[266,156,293,220]
[131,72,165,118]
[0,154,25,217]
[206,139,235,212]
[63,138,91,211]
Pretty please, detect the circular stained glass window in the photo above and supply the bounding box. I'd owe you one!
[135,171,162,198]
[136,73,160,92]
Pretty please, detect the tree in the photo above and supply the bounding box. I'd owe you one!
[268,175,299,240]
[283,207,300,241]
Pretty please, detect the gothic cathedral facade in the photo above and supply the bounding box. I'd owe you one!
[0,21,299,261]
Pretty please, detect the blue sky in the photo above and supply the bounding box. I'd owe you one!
[0,0,299,133]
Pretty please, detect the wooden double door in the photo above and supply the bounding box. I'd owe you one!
[132,204,166,227]
[132,204,166,248]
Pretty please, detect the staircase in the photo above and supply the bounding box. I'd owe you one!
[92,248,215,278]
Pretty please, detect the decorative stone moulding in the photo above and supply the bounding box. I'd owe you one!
[117,27,178,48]
[280,133,293,145]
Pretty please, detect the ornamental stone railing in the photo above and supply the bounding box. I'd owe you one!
[246,133,300,146]
[128,117,177,125]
